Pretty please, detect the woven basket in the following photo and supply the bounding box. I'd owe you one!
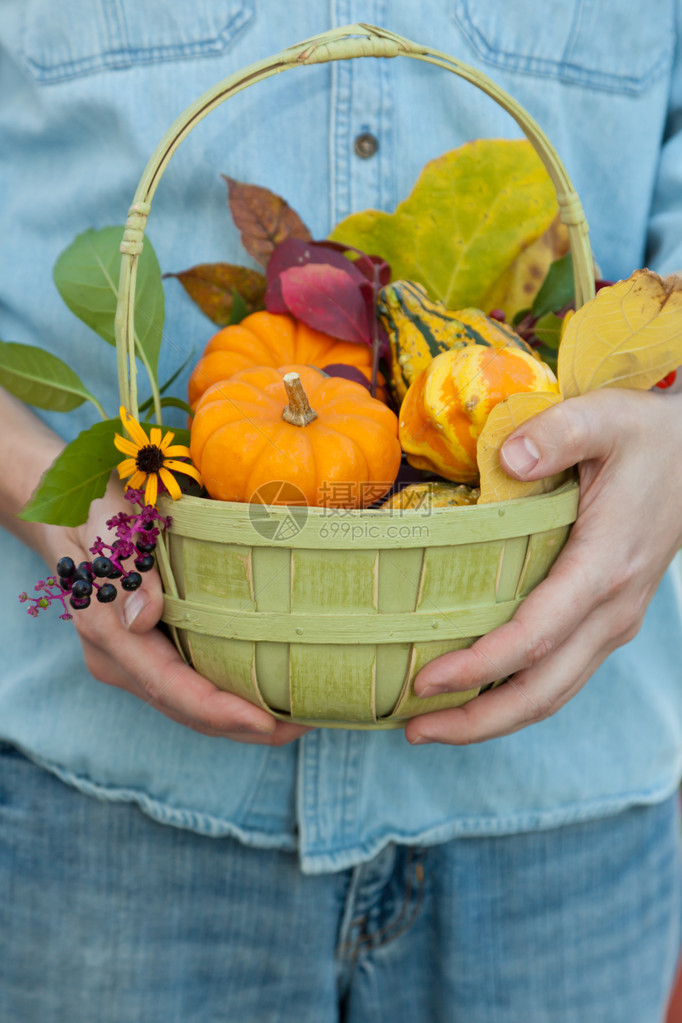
[114,24,592,729]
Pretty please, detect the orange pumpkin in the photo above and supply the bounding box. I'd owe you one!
[190,364,401,507]
[188,311,384,407]
[400,344,559,483]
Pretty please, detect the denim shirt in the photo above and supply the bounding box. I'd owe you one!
[1,0,681,874]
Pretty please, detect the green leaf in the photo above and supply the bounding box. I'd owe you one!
[143,396,193,421]
[511,307,531,327]
[53,226,164,378]
[0,340,103,415]
[19,419,121,527]
[532,312,564,350]
[137,352,196,417]
[159,396,193,417]
[159,352,196,396]
[329,140,559,312]
[227,288,249,325]
[531,252,575,318]
[170,426,191,448]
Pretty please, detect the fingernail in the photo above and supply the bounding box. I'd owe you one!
[409,734,434,746]
[500,435,540,477]
[235,722,275,736]
[418,684,451,699]
[123,591,147,629]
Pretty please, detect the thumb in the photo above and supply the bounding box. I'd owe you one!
[499,389,621,481]
[120,564,165,633]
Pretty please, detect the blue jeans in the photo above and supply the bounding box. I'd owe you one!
[1,741,680,1023]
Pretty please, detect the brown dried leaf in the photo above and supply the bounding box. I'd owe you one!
[482,214,570,321]
[166,263,266,325]
[558,269,682,398]
[478,391,568,504]
[224,176,312,267]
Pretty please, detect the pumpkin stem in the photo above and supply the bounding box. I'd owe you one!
[282,372,318,427]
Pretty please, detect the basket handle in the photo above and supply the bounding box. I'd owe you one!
[115,22,595,415]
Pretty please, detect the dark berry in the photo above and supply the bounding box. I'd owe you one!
[142,521,155,530]
[134,555,155,573]
[135,539,157,554]
[73,567,94,584]
[121,572,143,592]
[71,579,93,600]
[69,595,91,610]
[92,556,114,578]
[59,577,73,592]
[57,557,76,578]
[96,584,118,604]
[107,566,124,580]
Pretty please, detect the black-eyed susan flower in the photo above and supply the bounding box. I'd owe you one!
[114,406,202,505]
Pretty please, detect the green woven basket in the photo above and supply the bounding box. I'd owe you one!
[114,24,592,729]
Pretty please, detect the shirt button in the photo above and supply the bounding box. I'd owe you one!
[354,132,379,159]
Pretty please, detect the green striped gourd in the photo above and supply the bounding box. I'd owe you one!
[377,280,535,402]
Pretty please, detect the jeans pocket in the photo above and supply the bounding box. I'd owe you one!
[21,0,255,83]
[451,0,674,93]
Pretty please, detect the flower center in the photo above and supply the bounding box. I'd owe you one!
[135,444,165,474]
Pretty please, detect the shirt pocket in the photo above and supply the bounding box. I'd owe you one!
[21,0,255,84]
[451,0,674,94]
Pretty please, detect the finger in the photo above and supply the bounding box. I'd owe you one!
[414,534,602,695]
[75,600,279,733]
[80,634,309,743]
[499,388,632,481]
[406,595,635,746]
[117,565,165,633]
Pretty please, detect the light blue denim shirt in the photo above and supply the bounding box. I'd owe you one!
[1,0,681,874]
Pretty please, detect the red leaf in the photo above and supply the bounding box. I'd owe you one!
[224,177,312,268]
[322,363,372,390]
[279,264,371,344]
[265,238,369,315]
[321,242,391,286]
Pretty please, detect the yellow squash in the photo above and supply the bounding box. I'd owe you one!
[399,344,559,483]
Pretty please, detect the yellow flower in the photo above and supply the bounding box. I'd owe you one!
[114,406,202,505]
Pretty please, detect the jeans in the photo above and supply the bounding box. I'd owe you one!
[1,740,680,1023]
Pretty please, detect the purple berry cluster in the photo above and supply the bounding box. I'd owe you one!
[19,489,170,620]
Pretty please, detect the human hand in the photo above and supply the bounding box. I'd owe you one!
[406,387,682,746]
[42,478,309,745]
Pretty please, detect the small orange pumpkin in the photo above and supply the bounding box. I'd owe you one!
[400,344,559,483]
[190,364,401,507]
[188,311,383,407]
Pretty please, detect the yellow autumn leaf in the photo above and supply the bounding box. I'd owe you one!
[558,270,682,399]
[329,140,560,312]
[482,213,570,322]
[477,391,568,504]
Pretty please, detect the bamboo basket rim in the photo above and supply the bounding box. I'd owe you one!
[158,480,580,549]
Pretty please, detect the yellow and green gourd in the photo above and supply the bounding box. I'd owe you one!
[377,280,535,402]
[379,481,480,510]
